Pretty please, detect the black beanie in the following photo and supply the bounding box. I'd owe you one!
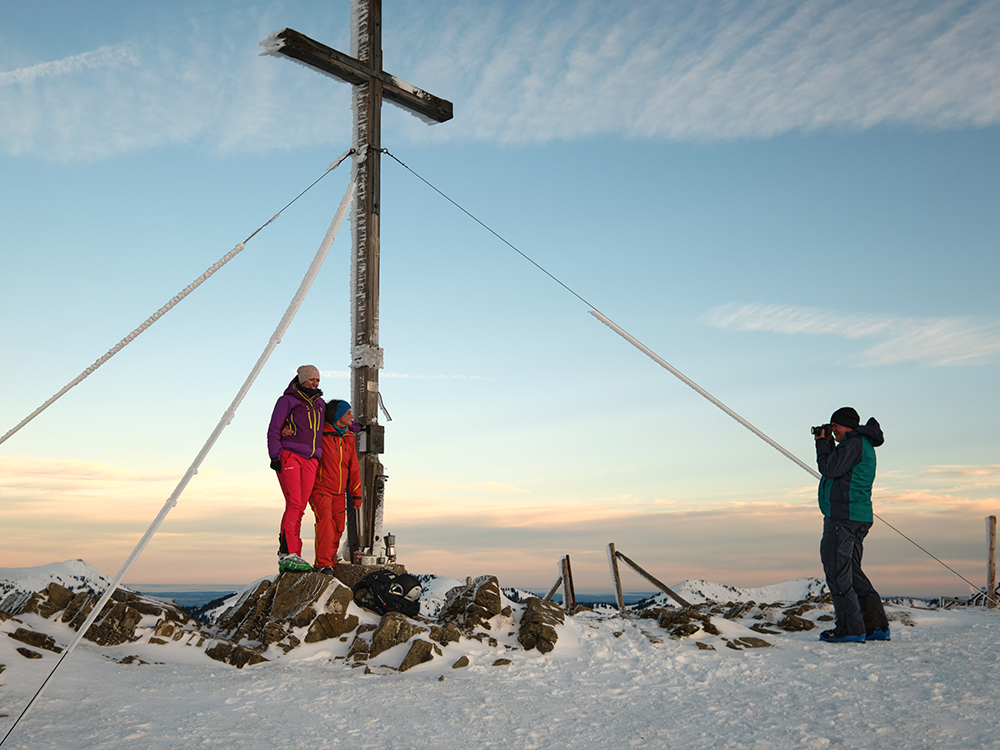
[830,407,860,429]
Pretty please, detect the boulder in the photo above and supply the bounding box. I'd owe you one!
[439,575,503,631]
[653,608,720,639]
[726,637,772,650]
[46,582,75,609]
[8,627,63,654]
[369,612,428,660]
[213,572,354,649]
[398,639,441,672]
[205,641,268,668]
[774,613,815,632]
[305,610,360,643]
[83,600,145,647]
[517,597,564,654]
[429,622,462,646]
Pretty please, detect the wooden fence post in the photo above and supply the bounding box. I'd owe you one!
[607,543,626,612]
[987,515,997,609]
[561,555,577,611]
[544,575,562,602]
[613,548,692,608]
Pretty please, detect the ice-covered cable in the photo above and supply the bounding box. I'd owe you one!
[590,309,999,606]
[0,148,354,448]
[381,148,997,603]
[590,310,821,479]
[1,183,356,746]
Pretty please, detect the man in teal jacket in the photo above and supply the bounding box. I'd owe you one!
[815,406,891,643]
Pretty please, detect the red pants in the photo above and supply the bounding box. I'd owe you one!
[309,491,347,568]
[277,450,318,557]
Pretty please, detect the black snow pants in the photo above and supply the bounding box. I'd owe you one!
[820,516,889,636]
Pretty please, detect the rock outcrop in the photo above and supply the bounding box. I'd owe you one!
[517,597,564,654]
[2,565,844,673]
[2,580,200,649]
[439,575,505,630]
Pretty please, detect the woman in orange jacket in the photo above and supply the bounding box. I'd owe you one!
[309,399,362,574]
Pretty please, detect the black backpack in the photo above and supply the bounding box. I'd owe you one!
[353,571,422,617]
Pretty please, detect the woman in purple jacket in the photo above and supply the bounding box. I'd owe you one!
[267,365,326,572]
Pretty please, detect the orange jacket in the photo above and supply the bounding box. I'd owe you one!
[312,428,362,506]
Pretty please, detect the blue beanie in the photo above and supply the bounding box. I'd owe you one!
[327,400,352,424]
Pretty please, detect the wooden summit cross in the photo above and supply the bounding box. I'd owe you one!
[262,1,453,561]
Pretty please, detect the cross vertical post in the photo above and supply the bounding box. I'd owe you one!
[262,0,453,562]
[351,0,386,563]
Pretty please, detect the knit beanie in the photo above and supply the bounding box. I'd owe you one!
[297,365,320,384]
[326,400,352,424]
[830,407,861,429]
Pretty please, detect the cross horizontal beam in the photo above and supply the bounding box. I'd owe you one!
[265,27,453,124]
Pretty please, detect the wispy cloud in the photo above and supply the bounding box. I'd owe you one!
[2,0,1000,160]
[701,302,1000,366]
[404,0,1000,144]
[0,44,140,85]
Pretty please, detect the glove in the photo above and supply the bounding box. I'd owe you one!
[352,496,363,509]
[270,458,282,473]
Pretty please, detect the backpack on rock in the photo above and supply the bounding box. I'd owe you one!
[353,570,423,617]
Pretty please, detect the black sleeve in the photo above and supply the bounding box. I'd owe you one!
[816,437,861,479]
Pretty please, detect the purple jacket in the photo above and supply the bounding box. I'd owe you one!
[267,377,326,460]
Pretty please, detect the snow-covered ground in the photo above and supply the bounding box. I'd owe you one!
[2,563,999,750]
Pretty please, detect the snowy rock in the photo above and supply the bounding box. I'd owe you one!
[439,575,502,630]
[8,627,63,654]
[428,621,462,646]
[204,641,268,668]
[725,636,772,650]
[648,608,721,639]
[0,575,195,649]
[517,596,564,654]
[369,611,428,660]
[0,561,860,681]
[304,607,359,644]
[214,571,348,648]
[774,612,817,632]
[398,639,442,672]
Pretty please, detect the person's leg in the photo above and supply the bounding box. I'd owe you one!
[309,491,335,568]
[850,523,890,635]
[278,451,315,557]
[820,517,866,636]
[330,494,348,568]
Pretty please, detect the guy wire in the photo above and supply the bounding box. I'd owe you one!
[381,148,997,606]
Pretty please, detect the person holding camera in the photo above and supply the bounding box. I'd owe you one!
[814,406,891,643]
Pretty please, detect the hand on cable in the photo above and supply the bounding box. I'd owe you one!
[352,496,363,509]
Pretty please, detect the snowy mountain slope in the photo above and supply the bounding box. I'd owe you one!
[2,562,1000,749]
[0,559,117,601]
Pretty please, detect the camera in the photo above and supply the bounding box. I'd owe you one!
[811,424,832,437]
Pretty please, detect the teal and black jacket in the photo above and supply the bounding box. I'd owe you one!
[816,418,884,523]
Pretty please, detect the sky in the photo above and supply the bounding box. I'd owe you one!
[1,0,999,597]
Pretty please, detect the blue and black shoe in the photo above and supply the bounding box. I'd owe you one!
[866,627,891,641]
[820,629,866,643]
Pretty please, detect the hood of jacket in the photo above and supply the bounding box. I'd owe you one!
[847,417,884,448]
